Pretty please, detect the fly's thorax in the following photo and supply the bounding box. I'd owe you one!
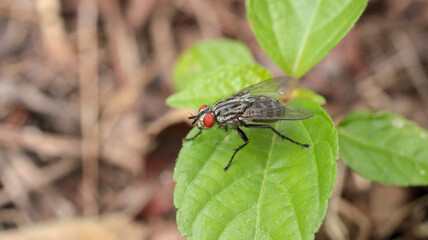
[212,96,254,123]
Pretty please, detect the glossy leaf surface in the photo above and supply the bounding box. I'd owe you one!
[167,64,272,109]
[173,39,255,90]
[174,98,338,239]
[292,88,326,105]
[339,110,428,186]
[247,0,368,78]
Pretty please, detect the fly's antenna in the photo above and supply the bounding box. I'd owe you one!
[188,113,200,125]
[188,110,198,120]
[187,110,194,115]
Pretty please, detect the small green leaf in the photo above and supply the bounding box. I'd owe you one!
[338,110,428,186]
[292,88,326,105]
[246,0,368,78]
[174,98,338,240]
[166,63,272,109]
[173,39,255,90]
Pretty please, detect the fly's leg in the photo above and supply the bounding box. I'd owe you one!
[224,127,248,171]
[183,128,202,141]
[243,123,309,148]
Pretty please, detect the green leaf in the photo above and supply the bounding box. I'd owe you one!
[338,111,428,186]
[246,0,368,78]
[174,98,338,240]
[292,88,326,105]
[166,63,272,109]
[173,39,255,90]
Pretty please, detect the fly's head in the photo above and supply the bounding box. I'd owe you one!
[188,104,215,129]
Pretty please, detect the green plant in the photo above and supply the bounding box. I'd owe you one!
[166,0,428,239]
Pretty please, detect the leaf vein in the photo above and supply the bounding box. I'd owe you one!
[182,133,233,199]
[305,3,361,66]
[339,129,428,165]
[267,177,303,239]
[190,173,263,231]
[266,2,287,71]
[253,122,278,239]
[217,206,257,239]
[298,120,321,214]
[292,0,321,76]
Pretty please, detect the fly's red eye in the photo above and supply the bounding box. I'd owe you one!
[199,105,208,112]
[203,113,214,128]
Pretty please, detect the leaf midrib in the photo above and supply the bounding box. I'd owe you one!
[339,128,428,165]
[304,0,360,68]
[292,0,321,76]
[254,122,278,239]
[181,133,233,205]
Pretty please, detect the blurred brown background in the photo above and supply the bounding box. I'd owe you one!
[0,0,427,239]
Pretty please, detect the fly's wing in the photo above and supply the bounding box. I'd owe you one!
[280,103,315,120]
[240,98,314,122]
[229,76,297,100]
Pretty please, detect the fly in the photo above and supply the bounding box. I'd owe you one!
[185,76,315,171]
